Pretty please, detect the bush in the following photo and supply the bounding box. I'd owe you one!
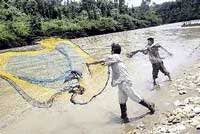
[77,19,95,30]
[42,19,82,35]
[116,14,136,30]
[97,17,118,31]
[77,18,117,33]
[143,11,162,26]
[0,22,16,40]
[11,16,30,36]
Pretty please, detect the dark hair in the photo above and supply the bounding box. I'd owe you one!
[111,43,121,54]
[147,37,154,43]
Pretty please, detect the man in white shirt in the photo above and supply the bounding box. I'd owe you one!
[87,43,155,123]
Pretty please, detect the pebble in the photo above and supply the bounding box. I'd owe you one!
[194,107,200,114]
[179,90,187,95]
[190,116,200,126]
[196,124,200,129]
[177,85,186,91]
[188,113,196,118]
[136,123,145,130]
[174,100,185,106]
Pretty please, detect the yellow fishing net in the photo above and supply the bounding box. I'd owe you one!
[0,38,109,107]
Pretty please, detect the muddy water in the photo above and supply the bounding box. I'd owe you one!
[72,22,200,97]
[1,21,200,134]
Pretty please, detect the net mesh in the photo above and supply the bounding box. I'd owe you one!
[0,38,109,107]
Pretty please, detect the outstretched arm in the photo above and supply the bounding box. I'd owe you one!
[86,60,105,66]
[158,45,173,56]
[126,49,148,58]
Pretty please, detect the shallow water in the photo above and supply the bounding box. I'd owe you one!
[72,21,200,97]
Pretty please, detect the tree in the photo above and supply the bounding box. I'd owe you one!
[119,0,126,14]
[81,0,97,19]
[140,0,151,12]
[24,0,38,15]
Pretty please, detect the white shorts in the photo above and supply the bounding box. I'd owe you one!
[118,81,142,104]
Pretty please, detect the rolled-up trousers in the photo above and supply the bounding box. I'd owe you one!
[118,81,142,104]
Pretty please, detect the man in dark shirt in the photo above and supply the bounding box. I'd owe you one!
[127,38,173,86]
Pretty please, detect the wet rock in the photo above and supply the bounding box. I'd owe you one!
[175,124,186,132]
[183,105,194,113]
[197,83,200,87]
[196,124,200,130]
[177,85,186,91]
[188,113,196,118]
[172,117,182,124]
[190,116,200,126]
[188,82,196,89]
[168,115,182,124]
[179,90,187,95]
[174,100,185,106]
[174,107,185,114]
[193,77,200,85]
[136,123,145,130]
[184,97,200,105]
[152,124,186,133]
[155,126,167,133]
[175,79,183,83]
[126,130,138,134]
[168,116,175,123]
[186,76,193,80]
[193,107,200,114]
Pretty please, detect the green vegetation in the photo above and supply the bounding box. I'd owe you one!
[0,0,199,49]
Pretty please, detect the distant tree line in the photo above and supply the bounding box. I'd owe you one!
[0,0,199,49]
[155,0,200,23]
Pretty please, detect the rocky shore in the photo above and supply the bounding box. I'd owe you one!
[128,62,200,134]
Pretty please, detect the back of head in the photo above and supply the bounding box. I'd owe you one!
[147,37,154,44]
[111,43,121,54]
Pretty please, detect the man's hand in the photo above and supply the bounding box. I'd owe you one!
[126,50,144,58]
[126,52,134,58]
[168,52,173,57]
[86,60,105,66]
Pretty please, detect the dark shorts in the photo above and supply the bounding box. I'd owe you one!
[152,62,169,79]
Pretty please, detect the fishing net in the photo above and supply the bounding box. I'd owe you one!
[0,38,109,107]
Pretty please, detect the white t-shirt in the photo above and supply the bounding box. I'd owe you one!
[105,54,130,87]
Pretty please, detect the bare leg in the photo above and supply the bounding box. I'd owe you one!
[167,73,172,81]
[152,63,159,86]
[153,78,157,86]
[160,62,172,81]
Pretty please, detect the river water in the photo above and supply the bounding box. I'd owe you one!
[72,21,200,97]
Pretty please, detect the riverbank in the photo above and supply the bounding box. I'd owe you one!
[0,16,157,50]
[182,20,200,27]
[182,23,200,27]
